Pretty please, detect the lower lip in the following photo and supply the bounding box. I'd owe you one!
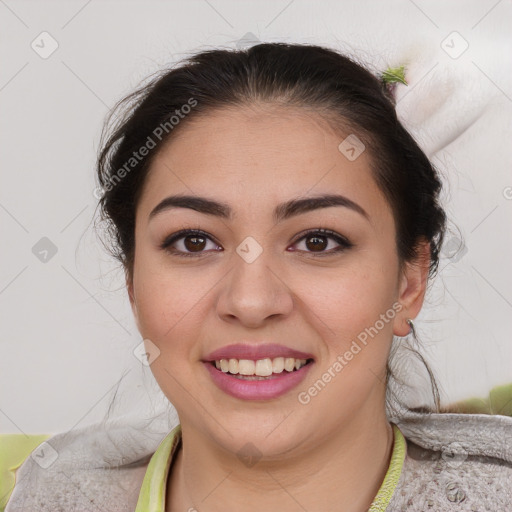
[203,361,314,400]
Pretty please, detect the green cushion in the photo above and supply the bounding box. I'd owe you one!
[446,382,512,416]
[0,434,52,512]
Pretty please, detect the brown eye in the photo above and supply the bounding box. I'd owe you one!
[160,228,353,258]
[160,229,221,257]
[305,234,328,252]
[183,234,207,252]
[291,229,353,256]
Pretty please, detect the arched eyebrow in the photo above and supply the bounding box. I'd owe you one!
[148,193,369,223]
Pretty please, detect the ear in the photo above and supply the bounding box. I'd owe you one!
[126,270,141,332]
[393,239,431,336]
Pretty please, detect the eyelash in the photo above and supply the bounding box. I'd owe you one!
[159,228,354,258]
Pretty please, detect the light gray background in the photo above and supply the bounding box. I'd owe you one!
[1,0,511,434]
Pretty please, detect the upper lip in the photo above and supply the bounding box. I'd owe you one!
[203,343,314,362]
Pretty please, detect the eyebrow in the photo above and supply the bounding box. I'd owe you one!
[148,193,369,223]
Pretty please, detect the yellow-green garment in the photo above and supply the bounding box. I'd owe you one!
[135,423,407,512]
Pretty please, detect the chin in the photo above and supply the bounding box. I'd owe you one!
[212,413,310,459]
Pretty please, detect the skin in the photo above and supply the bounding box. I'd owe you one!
[127,103,430,512]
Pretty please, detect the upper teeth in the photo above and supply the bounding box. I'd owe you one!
[214,357,308,376]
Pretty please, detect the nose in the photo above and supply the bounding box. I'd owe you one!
[216,247,294,328]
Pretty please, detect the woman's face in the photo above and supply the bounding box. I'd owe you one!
[127,104,423,456]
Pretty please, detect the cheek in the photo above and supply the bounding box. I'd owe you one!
[299,251,399,357]
[131,256,212,353]
[295,261,399,413]
[132,263,210,403]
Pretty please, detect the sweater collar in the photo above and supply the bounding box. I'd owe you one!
[135,423,407,511]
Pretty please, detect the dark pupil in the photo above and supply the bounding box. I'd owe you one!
[184,234,328,252]
[306,235,327,251]
[184,235,206,252]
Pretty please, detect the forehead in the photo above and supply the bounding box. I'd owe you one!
[138,105,392,226]
[163,103,347,169]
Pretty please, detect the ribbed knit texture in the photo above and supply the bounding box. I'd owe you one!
[5,412,512,511]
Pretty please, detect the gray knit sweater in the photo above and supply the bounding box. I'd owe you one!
[5,411,512,511]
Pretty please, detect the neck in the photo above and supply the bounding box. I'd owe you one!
[166,409,394,512]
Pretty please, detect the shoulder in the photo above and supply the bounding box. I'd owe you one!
[6,456,149,512]
[5,415,170,512]
[388,412,512,511]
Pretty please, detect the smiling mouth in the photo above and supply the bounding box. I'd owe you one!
[210,357,314,379]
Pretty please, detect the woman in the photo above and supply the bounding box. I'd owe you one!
[7,42,512,512]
